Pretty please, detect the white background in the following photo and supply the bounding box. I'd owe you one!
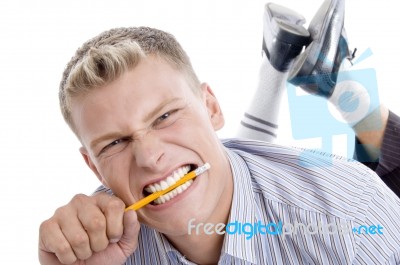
[1,0,399,263]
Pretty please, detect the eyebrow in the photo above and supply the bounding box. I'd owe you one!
[89,97,183,151]
[143,97,183,123]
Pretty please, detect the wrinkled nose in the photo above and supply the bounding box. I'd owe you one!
[133,131,165,171]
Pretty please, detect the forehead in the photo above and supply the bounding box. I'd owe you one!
[71,56,197,143]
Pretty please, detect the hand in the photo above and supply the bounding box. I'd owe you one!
[39,193,140,265]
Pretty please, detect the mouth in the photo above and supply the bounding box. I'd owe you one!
[143,164,198,205]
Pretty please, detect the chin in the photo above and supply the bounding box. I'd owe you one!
[141,205,211,234]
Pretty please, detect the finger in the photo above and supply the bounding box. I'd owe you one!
[39,219,77,265]
[77,201,109,253]
[118,210,140,256]
[99,196,125,243]
[38,250,64,265]
[56,205,93,260]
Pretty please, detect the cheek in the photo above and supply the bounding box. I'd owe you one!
[171,107,215,137]
[97,154,124,179]
[97,152,138,200]
[164,116,220,162]
[163,117,212,145]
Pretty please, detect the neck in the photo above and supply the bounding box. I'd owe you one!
[167,152,233,264]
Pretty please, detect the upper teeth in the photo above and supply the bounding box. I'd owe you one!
[144,165,194,205]
[144,165,191,193]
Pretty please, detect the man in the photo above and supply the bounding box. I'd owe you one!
[238,0,400,196]
[39,6,400,265]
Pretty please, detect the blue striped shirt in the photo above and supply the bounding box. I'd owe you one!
[97,138,400,264]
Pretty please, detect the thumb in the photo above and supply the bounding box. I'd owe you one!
[84,210,140,265]
[118,210,140,257]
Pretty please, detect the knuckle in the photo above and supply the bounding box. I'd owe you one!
[55,241,73,258]
[39,219,52,234]
[69,232,89,248]
[71,193,89,204]
[54,205,68,217]
[39,216,62,238]
[88,216,106,232]
[107,197,125,210]
[92,239,109,253]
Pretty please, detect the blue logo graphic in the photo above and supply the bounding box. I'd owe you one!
[286,48,380,165]
[338,91,359,112]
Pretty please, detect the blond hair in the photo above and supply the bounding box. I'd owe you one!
[59,27,201,135]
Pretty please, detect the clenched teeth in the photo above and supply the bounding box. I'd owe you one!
[153,179,193,205]
[144,165,194,205]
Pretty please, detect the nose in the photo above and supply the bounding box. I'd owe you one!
[133,131,165,171]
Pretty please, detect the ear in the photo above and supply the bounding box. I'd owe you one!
[79,147,109,187]
[201,83,224,130]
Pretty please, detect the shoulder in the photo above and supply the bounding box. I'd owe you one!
[222,137,369,175]
[222,138,381,219]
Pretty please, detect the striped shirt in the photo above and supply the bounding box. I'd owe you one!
[355,110,400,196]
[97,138,400,264]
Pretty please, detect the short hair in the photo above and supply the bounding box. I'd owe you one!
[59,26,201,135]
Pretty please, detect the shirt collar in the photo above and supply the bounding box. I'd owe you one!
[221,147,258,264]
[153,228,197,265]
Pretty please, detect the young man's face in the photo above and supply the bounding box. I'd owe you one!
[71,55,233,236]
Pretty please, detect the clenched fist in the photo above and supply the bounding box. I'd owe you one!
[39,193,140,265]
